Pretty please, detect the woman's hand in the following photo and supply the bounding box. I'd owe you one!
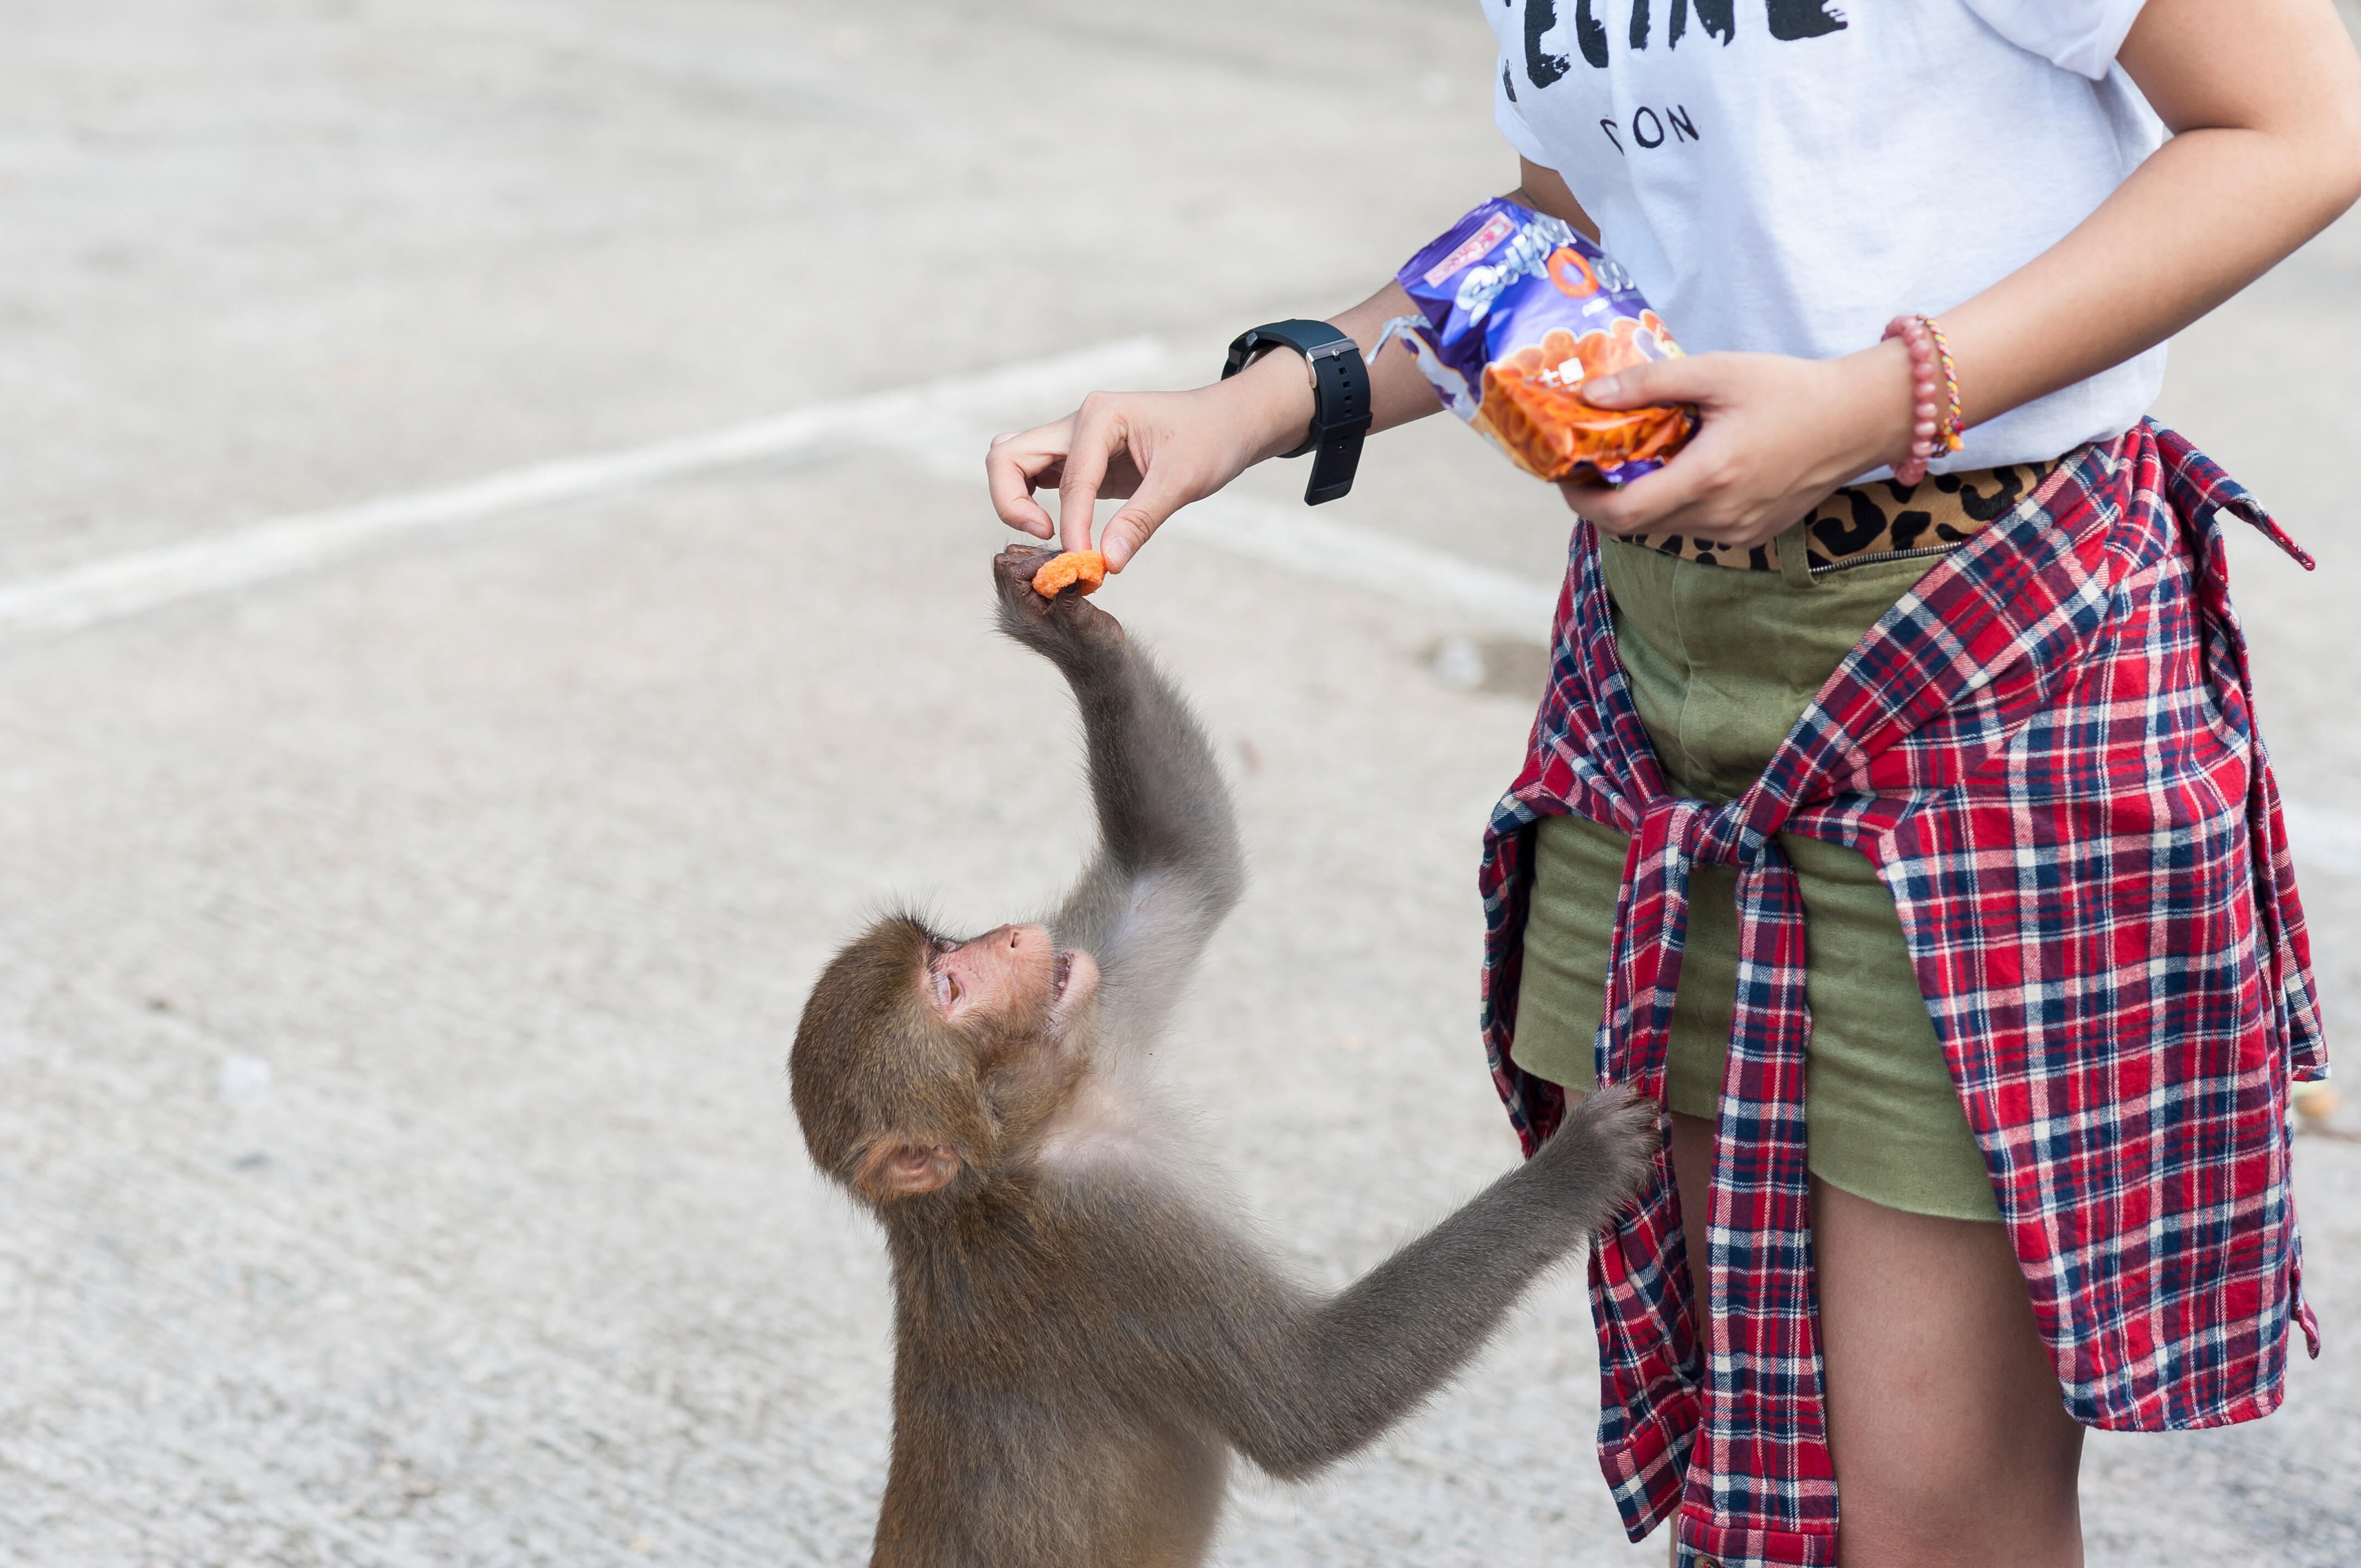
[1555,340,1916,548]
[985,353,1316,573]
[986,280,1446,571]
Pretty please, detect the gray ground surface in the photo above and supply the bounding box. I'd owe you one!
[0,3,2354,1564]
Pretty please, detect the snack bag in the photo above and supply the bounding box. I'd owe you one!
[1385,198,1694,486]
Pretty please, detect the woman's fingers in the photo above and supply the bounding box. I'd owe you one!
[1576,353,1720,411]
[1558,351,1780,541]
[1556,455,1710,536]
[1055,399,1130,555]
[986,423,1069,539]
[985,383,1264,569]
[986,400,1150,553]
[1554,355,1726,531]
[1558,352,1747,529]
[1052,393,1178,557]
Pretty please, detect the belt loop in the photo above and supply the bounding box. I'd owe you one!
[1776,518,1818,590]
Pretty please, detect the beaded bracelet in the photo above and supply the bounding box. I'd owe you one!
[1879,313,1965,486]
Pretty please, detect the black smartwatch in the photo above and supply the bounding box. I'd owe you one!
[1221,320,1370,506]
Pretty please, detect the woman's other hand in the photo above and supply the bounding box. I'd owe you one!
[1553,342,1917,549]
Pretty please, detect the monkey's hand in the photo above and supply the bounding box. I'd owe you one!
[994,544,1125,666]
[1526,1084,1661,1236]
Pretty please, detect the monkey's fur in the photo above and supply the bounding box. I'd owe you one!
[792,546,1656,1568]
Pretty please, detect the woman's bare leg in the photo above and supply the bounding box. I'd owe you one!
[1664,1111,2085,1568]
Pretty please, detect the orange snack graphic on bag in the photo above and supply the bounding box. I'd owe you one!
[1479,313,1693,482]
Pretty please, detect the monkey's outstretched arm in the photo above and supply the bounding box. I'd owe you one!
[993,548,1244,1025]
[1116,1087,1657,1479]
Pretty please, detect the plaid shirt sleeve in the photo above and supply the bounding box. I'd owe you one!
[1475,421,2325,1568]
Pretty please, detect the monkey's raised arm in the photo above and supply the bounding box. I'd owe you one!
[994,548,1244,1028]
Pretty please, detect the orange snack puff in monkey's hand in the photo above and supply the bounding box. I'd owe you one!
[1031,550,1107,598]
[1383,199,1694,486]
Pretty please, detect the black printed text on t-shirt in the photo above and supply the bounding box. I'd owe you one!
[1506,0,1848,87]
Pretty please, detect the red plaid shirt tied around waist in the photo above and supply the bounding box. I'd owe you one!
[1476,422,2326,1568]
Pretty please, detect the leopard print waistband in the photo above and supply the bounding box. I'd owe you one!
[1617,459,2061,573]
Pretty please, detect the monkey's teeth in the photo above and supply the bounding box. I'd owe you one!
[1052,953,1073,995]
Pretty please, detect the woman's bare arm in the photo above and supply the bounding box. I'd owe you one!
[1950,0,2361,426]
[982,165,1600,570]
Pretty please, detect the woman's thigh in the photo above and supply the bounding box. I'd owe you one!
[1664,1111,2085,1568]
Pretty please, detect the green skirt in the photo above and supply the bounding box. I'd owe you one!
[1510,535,2001,1223]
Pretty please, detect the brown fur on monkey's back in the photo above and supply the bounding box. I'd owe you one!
[872,1169,1247,1567]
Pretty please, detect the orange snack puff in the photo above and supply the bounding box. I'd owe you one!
[1030,550,1107,598]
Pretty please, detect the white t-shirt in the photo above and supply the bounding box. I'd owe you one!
[1487,0,2162,473]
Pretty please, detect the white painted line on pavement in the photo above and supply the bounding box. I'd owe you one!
[1158,491,1561,640]
[0,336,1174,642]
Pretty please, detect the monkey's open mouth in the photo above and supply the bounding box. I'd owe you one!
[1047,947,1099,1026]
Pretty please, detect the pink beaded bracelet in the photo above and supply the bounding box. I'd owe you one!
[1880,313,1964,486]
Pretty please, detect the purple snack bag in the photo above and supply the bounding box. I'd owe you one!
[1383,198,1693,486]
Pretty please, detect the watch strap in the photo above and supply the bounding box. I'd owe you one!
[1221,320,1371,506]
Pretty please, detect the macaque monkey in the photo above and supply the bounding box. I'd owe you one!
[791,545,1654,1568]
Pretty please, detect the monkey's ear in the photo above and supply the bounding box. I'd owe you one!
[854,1141,962,1199]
